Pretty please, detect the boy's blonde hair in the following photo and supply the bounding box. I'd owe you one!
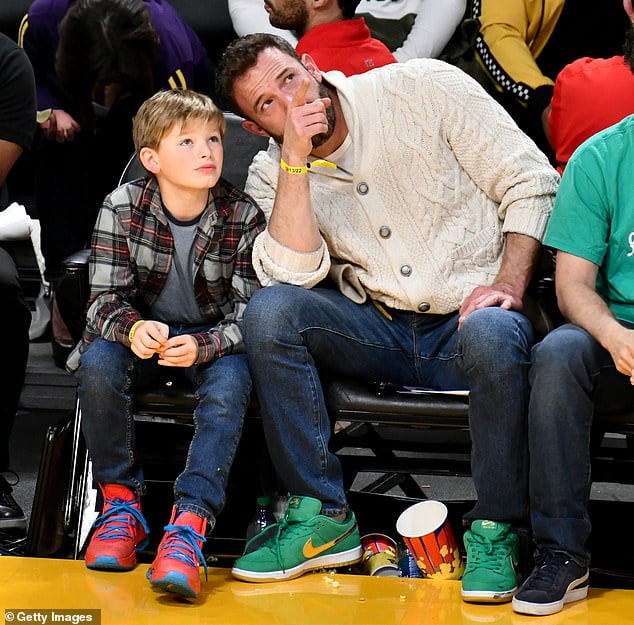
[133,89,226,154]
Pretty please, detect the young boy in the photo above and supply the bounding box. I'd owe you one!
[71,89,265,599]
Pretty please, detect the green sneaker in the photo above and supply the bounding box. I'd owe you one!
[461,520,519,603]
[232,495,362,582]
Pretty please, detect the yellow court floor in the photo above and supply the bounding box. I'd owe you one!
[1,557,633,625]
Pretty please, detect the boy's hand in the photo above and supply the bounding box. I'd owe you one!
[156,334,198,368]
[130,320,169,359]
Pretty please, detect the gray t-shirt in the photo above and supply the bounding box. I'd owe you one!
[150,207,206,325]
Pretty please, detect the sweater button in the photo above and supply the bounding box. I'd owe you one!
[400,264,412,277]
[417,302,431,312]
[356,182,369,195]
[379,226,391,238]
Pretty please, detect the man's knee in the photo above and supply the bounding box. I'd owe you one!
[244,284,315,343]
[535,323,595,352]
[532,324,600,374]
[460,307,534,357]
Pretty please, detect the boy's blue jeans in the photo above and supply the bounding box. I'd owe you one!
[76,332,252,527]
[243,285,535,521]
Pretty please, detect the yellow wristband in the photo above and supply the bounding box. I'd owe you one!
[280,158,308,175]
[280,158,339,175]
[310,159,337,170]
[36,108,53,124]
[128,320,144,343]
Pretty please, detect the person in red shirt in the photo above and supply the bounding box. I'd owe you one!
[546,0,634,174]
[263,0,396,75]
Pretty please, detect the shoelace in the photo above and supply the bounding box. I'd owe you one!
[522,552,571,591]
[244,516,298,573]
[265,516,318,574]
[273,517,291,572]
[94,497,150,542]
[466,534,512,573]
[160,523,208,580]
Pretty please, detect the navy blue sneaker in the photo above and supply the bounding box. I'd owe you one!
[512,550,589,616]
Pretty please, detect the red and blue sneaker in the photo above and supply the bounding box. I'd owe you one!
[147,507,208,599]
[84,483,149,571]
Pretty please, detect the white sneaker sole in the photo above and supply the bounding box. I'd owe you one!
[232,545,363,583]
[512,574,589,616]
[461,587,517,604]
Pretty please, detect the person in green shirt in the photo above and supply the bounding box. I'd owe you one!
[516,113,634,616]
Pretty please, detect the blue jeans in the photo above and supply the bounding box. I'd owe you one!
[76,334,252,527]
[529,322,634,565]
[243,285,534,518]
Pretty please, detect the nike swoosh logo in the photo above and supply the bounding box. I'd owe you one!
[302,523,357,559]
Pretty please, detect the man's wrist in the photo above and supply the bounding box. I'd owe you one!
[280,158,308,175]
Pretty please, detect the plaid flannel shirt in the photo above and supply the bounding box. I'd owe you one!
[78,176,265,365]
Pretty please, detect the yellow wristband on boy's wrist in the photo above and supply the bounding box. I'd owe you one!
[128,320,144,343]
[280,158,308,175]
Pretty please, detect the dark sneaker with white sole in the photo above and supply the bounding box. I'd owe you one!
[0,474,27,530]
[512,550,589,616]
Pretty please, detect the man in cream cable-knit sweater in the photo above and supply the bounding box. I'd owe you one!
[217,34,562,610]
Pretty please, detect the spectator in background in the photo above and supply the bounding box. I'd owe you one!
[356,0,466,61]
[230,0,467,62]
[19,0,215,280]
[472,0,629,159]
[229,0,299,45]
[0,32,37,531]
[229,0,396,76]
[546,0,634,174]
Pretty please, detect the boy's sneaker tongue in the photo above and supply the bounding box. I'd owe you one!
[285,496,322,522]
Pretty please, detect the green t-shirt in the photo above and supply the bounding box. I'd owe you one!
[544,114,634,324]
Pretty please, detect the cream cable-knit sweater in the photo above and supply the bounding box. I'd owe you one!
[246,58,559,314]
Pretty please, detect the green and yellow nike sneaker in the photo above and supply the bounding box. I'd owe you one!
[232,495,362,582]
[461,520,519,603]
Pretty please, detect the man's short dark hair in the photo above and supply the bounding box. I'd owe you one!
[338,0,362,19]
[216,34,300,118]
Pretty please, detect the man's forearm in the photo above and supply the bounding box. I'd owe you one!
[495,232,541,297]
[267,165,322,253]
[558,281,623,352]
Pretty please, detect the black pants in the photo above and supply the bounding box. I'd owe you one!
[0,246,31,471]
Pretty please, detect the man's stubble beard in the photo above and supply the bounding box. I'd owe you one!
[268,1,309,37]
[269,82,337,150]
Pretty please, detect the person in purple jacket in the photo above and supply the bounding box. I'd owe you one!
[18,0,216,280]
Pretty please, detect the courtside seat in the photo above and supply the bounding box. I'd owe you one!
[325,376,634,501]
